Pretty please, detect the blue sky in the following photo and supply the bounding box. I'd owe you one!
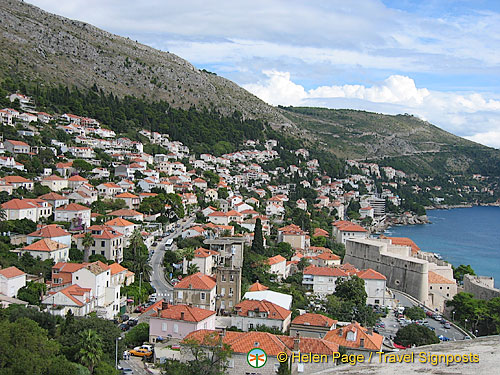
[27,0,500,148]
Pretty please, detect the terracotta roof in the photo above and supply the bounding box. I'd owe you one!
[183,330,338,357]
[324,322,383,351]
[154,304,215,322]
[303,265,348,277]
[56,203,90,211]
[314,252,340,261]
[291,313,337,328]
[2,198,42,210]
[105,217,135,227]
[380,235,421,255]
[42,175,65,181]
[101,182,120,188]
[234,299,291,320]
[356,268,387,280]
[28,224,70,238]
[23,238,67,252]
[109,263,127,275]
[39,192,67,200]
[6,139,29,146]
[193,247,218,258]
[248,281,269,292]
[334,221,367,232]
[57,284,91,306]
[115,192,138,199]
[174,272,216,290]
[3,176,32,183]
[313,228,330,237]
[0,266,25,279]
[428,271,455,284]
[267,255,286,266]
[109,209,143,217]
[278,224,306,235]
[68,175,88,181]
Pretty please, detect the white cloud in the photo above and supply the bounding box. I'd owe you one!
[244,71,500,148]
[465,131,500,149]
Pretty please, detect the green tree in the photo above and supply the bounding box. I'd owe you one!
[72,159,93,172]
[77,329,104,374]
[82,232,94,263]
[124,322,150,348]
[0,317,78,375]
[395,323,440,347]
[250,218,265,254]
[404,306,426,321]
[187,263,200,275]
[17,281,47,305]
[453,264,475,283]
[276,359,292,375]
[334,276,367,307]
[182,332,233,375]
[129,228,144,258]
[181,247,195,273]
[297,257,310,271]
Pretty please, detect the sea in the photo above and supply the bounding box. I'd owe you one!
[383,206,500,288]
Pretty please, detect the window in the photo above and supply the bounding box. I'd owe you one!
[375,299,380,304]
[173,324,178,333]
[249,323,254,329]
[221,288,225,296]
[177,291,183,299]
[230,274,234,281]
[221,274,226,281]
[201,292,206,300]
[162,323,167,331]
[101,241,105,247]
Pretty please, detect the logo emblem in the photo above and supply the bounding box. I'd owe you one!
[247,348,267,368]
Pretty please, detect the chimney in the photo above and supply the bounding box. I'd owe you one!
[162,301,169,310]
[180,311,185,320]
[338,328,343,336]
[367,327,373,335]
[360,338,365,348]
[293,332,300,351]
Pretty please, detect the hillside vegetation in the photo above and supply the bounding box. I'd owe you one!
[1,0,500,179]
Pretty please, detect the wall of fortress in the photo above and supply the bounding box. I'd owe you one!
[463,274,500,300]
[344,239,429,302]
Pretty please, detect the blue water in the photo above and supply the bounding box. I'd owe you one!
[383,206,500,288]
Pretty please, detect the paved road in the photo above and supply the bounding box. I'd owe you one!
[149,216,195,303]
[390,290,467,341]
[119,356,150,374]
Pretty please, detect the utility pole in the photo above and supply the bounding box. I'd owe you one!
[139,272,143,304]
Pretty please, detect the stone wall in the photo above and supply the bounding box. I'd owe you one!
[463,274,500,300]
[344,239,428,302]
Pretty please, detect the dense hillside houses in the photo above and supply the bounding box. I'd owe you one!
[0,87,493,373]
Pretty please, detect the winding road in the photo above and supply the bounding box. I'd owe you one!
[149,215,195,303]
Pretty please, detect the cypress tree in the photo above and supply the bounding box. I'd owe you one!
[251,218,265,254]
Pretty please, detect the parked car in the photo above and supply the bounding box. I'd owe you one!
[444,322,451,329]
[129,348,152,357]
[134,345,153,352]
[119,323,130,331]
[134,306,145,313]
[127,318,138,327]
[121,314,129,322]
[438,335,451,341]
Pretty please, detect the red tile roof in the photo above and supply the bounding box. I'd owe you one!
[324,322,383,351]
[55,203,90,211]
[183,330,338,356]
[267,255,286,265]
[154,304,215,322]
[105,217,135,227]
[115,192,138,199]
[313,228,330,237]
[0,266,25,279]
[23,238,67,252]
[28,224,70,238]
[356,268,387,280]
[234,299,291,320]
[248,281,269,292]
[380,235,420,255]
[174,272,216,290]
[3,176,32,183]
[303,265,348,277]
[68,175,88,181]
[428,271,455,284]
[314,252,340,261]
[291,313,337,327]
[39,192,67,200]
[109,263,127,275]
[334,221,367,232]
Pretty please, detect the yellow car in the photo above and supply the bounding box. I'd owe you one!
[129,348,153,357]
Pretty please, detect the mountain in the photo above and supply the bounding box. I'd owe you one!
[1,0,499,178]
[0,0,284,122]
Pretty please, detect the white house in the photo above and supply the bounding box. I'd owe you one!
[302,265,349,296]
[231,299,292,333]
[42,284,94,317]
[1,198,52,221]
[356,269,387,306]
[0,266,26,298]
[27,224,72,247]
[54,203,92,229]
[266,255,288,280]
[21,238,70,262]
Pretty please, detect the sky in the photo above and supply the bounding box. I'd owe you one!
[27,0,500,148]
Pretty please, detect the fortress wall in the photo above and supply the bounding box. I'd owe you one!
[345,239,429,302]
[463,274,500,300]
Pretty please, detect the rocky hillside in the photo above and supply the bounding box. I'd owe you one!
[1,0,499,177]
[0,0,285,123]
